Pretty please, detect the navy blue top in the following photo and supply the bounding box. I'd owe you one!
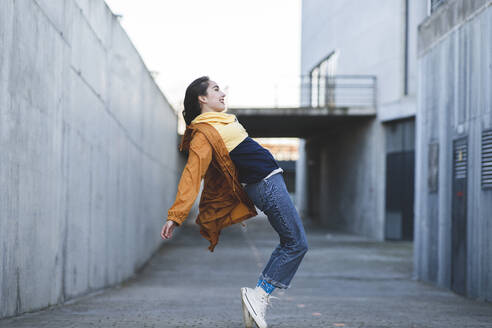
[229,137,280,184]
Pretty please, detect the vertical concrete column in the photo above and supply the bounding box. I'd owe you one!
[295,139,308,217]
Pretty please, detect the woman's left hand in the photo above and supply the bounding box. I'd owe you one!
[161,220,177,240]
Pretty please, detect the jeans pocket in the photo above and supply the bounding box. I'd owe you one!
[260,178,278,213]
[245,181,265,212]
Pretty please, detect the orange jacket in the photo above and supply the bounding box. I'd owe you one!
[167,122,258,252]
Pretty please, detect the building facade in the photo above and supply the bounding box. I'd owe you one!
[298,0,427,241]
[415,0,492,301]
[299,0,492,302]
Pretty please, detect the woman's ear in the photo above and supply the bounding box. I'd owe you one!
[198,95,207,104]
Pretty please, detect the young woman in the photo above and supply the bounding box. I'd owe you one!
[160,76,309,328]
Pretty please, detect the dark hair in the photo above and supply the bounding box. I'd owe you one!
[182,76,210,125]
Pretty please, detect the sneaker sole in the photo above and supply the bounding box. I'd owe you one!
[240,288,255,328]
[241,287,267,328]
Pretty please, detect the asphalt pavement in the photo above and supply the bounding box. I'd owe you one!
[1,214,491,328]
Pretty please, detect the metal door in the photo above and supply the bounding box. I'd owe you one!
[385,150,415,241]
[451,137,467,295]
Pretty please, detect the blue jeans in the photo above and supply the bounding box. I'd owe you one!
[244,172,309,289]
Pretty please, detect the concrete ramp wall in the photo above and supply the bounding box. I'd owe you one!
[0,0,181,318]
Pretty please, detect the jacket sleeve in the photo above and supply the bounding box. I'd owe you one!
[167,132,212,226]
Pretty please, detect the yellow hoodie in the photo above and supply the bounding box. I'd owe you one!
[191,111,248,152]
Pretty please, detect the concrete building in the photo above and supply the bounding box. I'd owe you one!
[297,0,427,241]
[299,0,492,302]
[0,0,182,319]
[414,0,492,301]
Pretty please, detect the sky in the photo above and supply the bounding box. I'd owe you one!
[104,0,302,111]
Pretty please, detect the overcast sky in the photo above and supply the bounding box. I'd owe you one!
[105,0,302,111]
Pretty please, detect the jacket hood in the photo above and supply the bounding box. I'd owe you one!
[179,112,236,151]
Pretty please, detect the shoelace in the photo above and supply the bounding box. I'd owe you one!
[268,295,280,308]
[258,294,280,317]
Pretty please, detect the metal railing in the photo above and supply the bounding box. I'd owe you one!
[302,74,377,109]
[226,74,377,109]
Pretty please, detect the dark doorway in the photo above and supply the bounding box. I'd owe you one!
[384,118,415,241]
[451,137,468,296]
[385,151,415,240]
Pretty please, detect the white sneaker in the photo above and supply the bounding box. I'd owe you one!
[240,288,255,328]
[241,287,279,328]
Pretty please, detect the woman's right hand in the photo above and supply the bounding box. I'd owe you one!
[161,220,177,240]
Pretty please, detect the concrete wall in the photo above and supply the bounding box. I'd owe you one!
[303,119,385,239]
[0,0,182,318]
[415,0,492,301]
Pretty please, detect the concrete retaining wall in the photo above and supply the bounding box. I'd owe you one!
[0,0,183,318]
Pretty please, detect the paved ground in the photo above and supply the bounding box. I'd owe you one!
[1,215,492,328]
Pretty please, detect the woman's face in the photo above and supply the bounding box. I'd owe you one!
[199,80,226,113]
